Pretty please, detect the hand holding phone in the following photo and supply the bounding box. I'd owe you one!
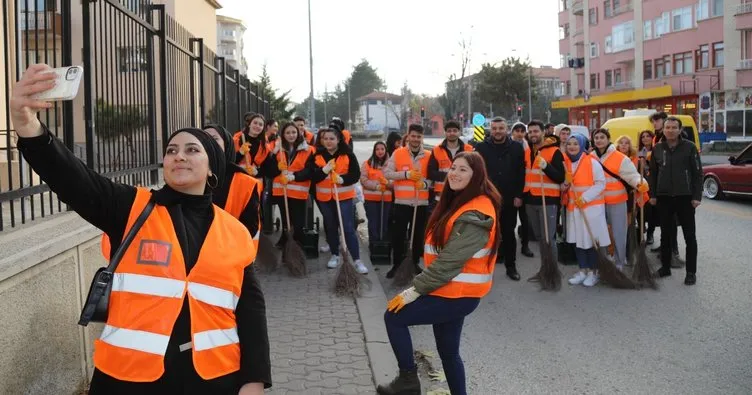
[30,66,83,102]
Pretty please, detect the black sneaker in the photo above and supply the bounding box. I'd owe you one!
[653,268,672,278]
[386,266,397,279]
[684,273,696,286]
[521,245,534,258]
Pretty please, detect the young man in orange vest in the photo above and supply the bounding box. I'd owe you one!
[427,120,471,208]
[383,124,432,278]
[294,115,315,145]
[474,117,527,281]
[524,120,566,261]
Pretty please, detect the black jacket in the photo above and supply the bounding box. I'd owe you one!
[18,127,271,395]
[648,139,703,201]
[474,136,526,204]
[427,139,471,185]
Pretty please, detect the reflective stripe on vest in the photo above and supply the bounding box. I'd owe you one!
[565,157,605,212]
[392,147,430,205]
[272,148,313,199]
[524,146,560,197]
[591,150,629,204]
[364,161,393,202]
[94,187,255,382]
[432,144,471,195]
[314,154,355,201]
[423,195,497,298]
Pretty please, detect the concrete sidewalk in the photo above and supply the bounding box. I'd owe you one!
[255,233,397,395]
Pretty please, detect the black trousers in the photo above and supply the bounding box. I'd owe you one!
[273,196,306,246]
[392,204,428,267]
[498,203,518,271]
[517,203,530,246]
[658,196,697,274]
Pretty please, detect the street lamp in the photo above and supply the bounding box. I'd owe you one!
[307,0,315,126]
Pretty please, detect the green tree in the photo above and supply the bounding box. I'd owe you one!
[474,57,538,119]
[94,99,148,173]
[257,64,295,121]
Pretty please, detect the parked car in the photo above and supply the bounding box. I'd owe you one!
[702,142,752,199]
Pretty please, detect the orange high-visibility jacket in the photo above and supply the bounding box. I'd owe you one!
[225,172,261,251]
[314,154,355,201]
[392,147,430,205]
[94,188,256,382]
[232,131,269,174]
[525,145,561,198]
[363,160,393,202]
[590,149,629,204]
[342,129,352,145]
[423,195,497,298]
[564,155,605,211]
[431,144,472,197]
[272,146,315,200]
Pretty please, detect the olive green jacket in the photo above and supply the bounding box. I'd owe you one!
[413,211,494,295]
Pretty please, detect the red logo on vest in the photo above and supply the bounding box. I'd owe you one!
[137,240,172,266]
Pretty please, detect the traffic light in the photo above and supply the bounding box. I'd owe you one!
[517,105,523,118]
[420,106,425,118]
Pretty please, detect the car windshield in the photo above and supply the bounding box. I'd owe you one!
[736,144,752,164]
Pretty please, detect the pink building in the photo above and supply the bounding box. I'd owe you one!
[553,0,752,140]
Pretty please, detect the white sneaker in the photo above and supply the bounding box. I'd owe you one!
[327,255,339,269]
[568,271,587,285]
[583,272,599,287]
[354,260,368,274]
[320,245,331,253]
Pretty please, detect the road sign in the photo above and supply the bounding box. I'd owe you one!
[472,113,486,127]
[473,125,485,142]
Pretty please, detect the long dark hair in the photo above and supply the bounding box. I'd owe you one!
[638,130,655,152]
[368,141,388,168]
[244,113,265,135]
[386,131,402,156]
[426,152,501,251]
[279,122,303,152]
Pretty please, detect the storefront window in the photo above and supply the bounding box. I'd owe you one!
[699,113,710,134]
[746,110,752,137]
[727,110,743,137]
[714,112,725,132]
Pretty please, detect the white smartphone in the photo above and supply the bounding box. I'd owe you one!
[31,65,83,101]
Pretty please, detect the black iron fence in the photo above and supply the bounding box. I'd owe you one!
[0,0,269,231]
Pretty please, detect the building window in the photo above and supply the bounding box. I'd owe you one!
[644,20,652,40]
[663,55,672,76]
[590,74,597,90]
[655,58,665,78]
[697,44,709,69]
[611,21,634,52]
[605,70,613,87]
[223,49,236,56]
[614,69,622,84]
[590,42,599,58]
[564,23,570,37]
[223,30,235,37]
[604,0,612,18]
[118,46,148,72]
[712,0,724,17]
[613,0,620,13]
[713,42,724,67]
[566,80,571,95]
[604,35,613,53]
[589,8,598,25]
[696,0,709,21]
[674,52,693,74]
[644,60,653,80]
[19,0,55,11]
[672,6,692,31]
[655,12,669,37]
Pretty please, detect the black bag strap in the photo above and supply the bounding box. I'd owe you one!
[105,196,156,273]
[598,155,634,192]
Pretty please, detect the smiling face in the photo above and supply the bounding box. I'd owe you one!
[283,125,299,144]
[640,132,653,148]
[204,127,225,152]
[594,132,610,150]
[294,119,306,133]
[566,138,581,156]
[375,143,386,159]
[447,157,473,191]
[617,137,631,154]
[511,127,526,142]
[163,132,210,194]
[558,128,570,143]
[407,130,423,150]
[528,125,542,145]
[491,121,507,142]
[249,117,264,137]
[321,131,339,151]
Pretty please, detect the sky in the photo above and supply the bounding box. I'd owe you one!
[218,0,560,104]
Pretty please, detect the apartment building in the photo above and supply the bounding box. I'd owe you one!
[217,14,248,75]
[554,0,752,140]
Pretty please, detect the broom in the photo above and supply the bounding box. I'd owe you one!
[281,183,307,277]
[535,168,561,292]
[626,199,638,267]
[393,185,420,287]
[576,193,637,289]
[332,178,367,297]
[631,159,658,289]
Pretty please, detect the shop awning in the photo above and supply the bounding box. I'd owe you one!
[551,86,673,109]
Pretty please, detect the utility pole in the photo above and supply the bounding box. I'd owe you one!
[307,0,315,127]
[383,91,388,133]
[324,84,328,123]
[467,74,472,124]
[528,65,533,122]
[347,82,351,130]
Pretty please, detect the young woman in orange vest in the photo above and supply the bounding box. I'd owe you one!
[204,124,262,250]
[268,122,315,247]
[264,118,279,152]
[360,141,393,250]
[310,128,367,274]
[561,134,611,287]
[378,152,500,395]
[232,113,276,180]
[591,129,649,271]
[12,65,270,394]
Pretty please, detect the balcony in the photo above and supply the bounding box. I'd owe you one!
[613,80,634,90]
[737,62,752,87]
[736,2,752,30]
[572,0,584,15]
[18,11,63,36]
[573,28,584,44]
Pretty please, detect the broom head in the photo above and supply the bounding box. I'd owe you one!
[334,246,366,297]
[595,242,637,289]
[282,230,307,277]
[626,220,638,267]
[392,249,416,287]
[256,233,279,273]
[538,239,561,291]
[631,241,658,289]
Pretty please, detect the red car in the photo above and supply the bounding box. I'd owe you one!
[703,143,752,199]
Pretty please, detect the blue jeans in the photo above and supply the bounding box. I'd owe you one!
[319,198,360,260]
[384,295,480,395]
[364,201,391,242]
[575,247,598,270]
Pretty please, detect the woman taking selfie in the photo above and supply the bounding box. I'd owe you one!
[12,65,270,395]
[378,152,500,395]
[360,141,392,250]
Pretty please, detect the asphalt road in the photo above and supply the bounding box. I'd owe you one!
[352,140,752,395]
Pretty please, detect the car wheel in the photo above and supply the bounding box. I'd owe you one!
[703,176,723,200]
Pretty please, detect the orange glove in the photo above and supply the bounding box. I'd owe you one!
[575,196,586,208]
[331,172,343,185]
[245,165,258,176]
[415,180,426,189]
[565,171,573,185]
[407,169,422,181]
[379,177,388,185]
[386,287,420,313]
[637,181,649,193]
[281,174,294,184]
[278,160,288,171]
[536,156,548,169]
[239,142,251,155]
[376,184,385,192]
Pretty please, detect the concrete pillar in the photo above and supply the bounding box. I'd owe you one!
[633,0,644,88]
[724,0,740,90]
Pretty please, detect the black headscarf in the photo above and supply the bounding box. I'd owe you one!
[202,124,253,209]
[166,127,225,191]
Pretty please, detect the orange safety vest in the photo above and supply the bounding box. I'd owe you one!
[342,129,352,145]
[525,145,560,198]
[272,147,314,200]
[314,154,355,201]
[564,156,605,212]
[432,143,472,197]
[304,130,314,145]
[363,160,393,202]
[232,131,269,175]
[522,143,532,193]
[591,150,629,204]
[423,195,497,298]
[225,172,261,251]
[392,147,430,205]
[94,188,255,382]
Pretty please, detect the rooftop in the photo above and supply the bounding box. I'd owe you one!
[356,91,403,102]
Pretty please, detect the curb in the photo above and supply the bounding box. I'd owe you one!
[354,259,398,388]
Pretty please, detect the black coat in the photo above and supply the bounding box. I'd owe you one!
[474,136,526,204]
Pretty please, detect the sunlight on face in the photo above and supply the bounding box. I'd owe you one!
[163,132,210,194]
[283,126,299,144]
[447,157,473,191]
